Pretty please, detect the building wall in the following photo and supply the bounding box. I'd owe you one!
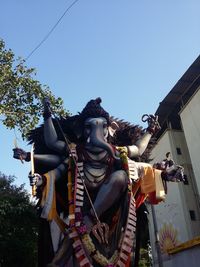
[180,87,200,202]
[149,131,191,243]
[168,130,200,237]
[148,128,200,266]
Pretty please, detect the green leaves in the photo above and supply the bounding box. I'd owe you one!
[0,172,38,266]
[0,39,69,139]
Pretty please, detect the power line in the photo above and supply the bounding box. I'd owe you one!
[25,0,80,61]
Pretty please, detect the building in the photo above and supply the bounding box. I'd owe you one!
[148,55,200,266]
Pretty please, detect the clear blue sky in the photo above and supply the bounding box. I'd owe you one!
[1,0,200,190]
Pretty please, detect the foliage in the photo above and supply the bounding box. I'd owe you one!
[0,172,38,267]
[0,39,69,139]
[134,203,152,266]
[138,248,152,267]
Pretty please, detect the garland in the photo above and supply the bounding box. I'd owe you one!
[67,146,136,267]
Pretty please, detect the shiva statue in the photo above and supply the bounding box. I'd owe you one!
[13,98,184,267]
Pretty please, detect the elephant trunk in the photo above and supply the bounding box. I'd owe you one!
[88,126,119,161]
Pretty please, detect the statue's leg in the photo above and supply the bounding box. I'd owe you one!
[90,170,128,218]
[47,233,73,267]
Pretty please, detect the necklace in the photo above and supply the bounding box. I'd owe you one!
[67,146,136,267]
[83,149,109,163]
[84,164,107,178]
[84,164,107,184]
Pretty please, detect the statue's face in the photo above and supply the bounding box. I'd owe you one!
[84,117,108,143]
[82,117,119,160]
[83,117,115,156]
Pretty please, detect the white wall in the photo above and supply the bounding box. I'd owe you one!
[149,131,190,243]
[148,128,200,266]
[170,130,200,237]
[180,87,200,200]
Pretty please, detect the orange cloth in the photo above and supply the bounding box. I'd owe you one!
[41,171,57,221]
[136,165,165,205]
[140,165,156,194]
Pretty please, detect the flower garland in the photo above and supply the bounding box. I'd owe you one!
[81,234,118,266]
[67,146,136,267]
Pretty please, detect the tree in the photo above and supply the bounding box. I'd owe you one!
[134,203,151,267]
[0,172,39,267]
[0,39,69,139]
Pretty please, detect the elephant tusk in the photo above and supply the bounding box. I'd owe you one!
[104,132,108,142]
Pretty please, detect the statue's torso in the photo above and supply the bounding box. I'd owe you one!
[80,149,113,190]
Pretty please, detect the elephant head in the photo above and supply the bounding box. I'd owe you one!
[79,98,119,160]
[83,116,119,159]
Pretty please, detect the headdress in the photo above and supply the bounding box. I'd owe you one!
[80,97,110,124]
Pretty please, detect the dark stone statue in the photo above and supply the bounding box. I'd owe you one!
[13,98,184,267]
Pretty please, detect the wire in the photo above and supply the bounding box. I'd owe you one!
[25,0,80,61]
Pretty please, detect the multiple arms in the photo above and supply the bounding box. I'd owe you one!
[13,98,68,167]
[13,98,69,193]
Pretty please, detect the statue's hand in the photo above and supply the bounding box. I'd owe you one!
[13,148,30,162]
[28,173,43,187]
[43,97,52,119]
[142,114,161,135]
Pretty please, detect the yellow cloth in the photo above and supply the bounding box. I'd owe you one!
[140,165,165,200]
[140,165,156,193]
[155,169,165,200]
[41,171,57,221]
[40,171,68,233]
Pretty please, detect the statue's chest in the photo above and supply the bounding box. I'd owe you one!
[83,163,107,189]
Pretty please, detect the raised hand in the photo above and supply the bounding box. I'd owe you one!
[43,97,52,119]
[142,114,161,134]
[13,147,30,162]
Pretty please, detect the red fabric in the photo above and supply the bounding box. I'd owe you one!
[126,255,131,267]
[135,193,146,209]
[148,191,161,205]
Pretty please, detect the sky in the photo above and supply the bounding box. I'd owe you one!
[0,0,200,190]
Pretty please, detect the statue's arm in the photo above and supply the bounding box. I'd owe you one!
[53,158,69,181]
[127,131,152,158]
[29,158,68,189]
[43,98,68,155]
[127,114,160,159]
[34,154,65,168]
[13,147,65,168]
[44,116,67,154]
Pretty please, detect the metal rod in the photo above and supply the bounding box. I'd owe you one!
[49,106,100,223]
[151,204,163,267]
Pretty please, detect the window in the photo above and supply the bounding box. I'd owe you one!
[183,175,189,185]
[176,147,182,155]
[189,210,196,221]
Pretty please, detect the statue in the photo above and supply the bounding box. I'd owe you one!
[13,98,184,267]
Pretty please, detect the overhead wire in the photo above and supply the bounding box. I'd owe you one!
[10,0,80,143]
[25,0,80,61]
